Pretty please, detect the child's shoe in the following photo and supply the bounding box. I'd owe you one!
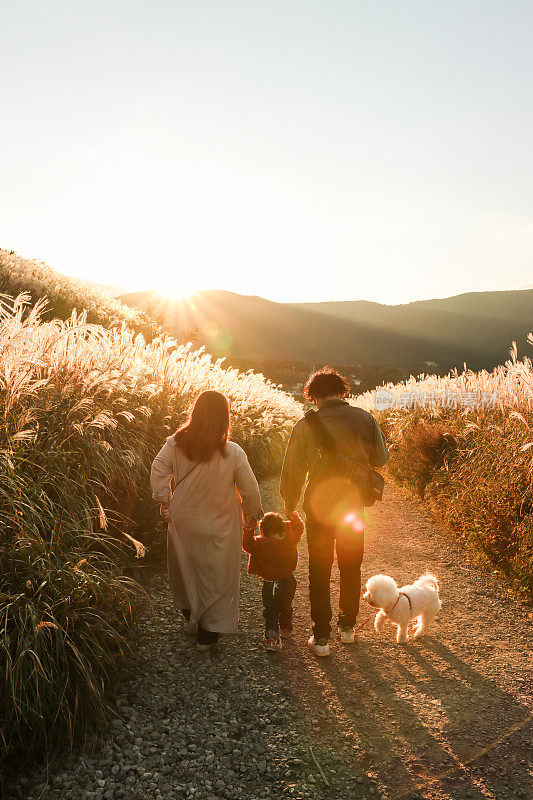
[308,635,330,657]
[265,631,281,652]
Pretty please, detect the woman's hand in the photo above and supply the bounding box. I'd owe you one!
[160,502,171,521]
[243,512,257,530]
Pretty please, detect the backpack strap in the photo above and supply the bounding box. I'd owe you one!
[304,410,338,454]
[304,411,384,507]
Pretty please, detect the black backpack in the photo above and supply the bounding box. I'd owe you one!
[305,410,384,508]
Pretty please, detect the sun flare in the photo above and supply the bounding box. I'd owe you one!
[157,283,197,302]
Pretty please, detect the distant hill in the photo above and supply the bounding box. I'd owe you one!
[297,291,533,369]
[118,288,533,374]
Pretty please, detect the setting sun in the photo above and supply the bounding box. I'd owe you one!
[156,282,197,302]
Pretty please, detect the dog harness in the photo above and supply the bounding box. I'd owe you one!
[387,592,412,614]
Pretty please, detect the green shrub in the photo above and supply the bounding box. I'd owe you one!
[386,413,456,497]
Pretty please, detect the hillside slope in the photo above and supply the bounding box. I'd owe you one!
[0,249,159,339]
[120,287,533,373]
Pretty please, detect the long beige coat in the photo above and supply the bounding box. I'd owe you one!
[150,437,263,633]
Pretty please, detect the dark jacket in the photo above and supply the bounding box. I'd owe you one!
[242,516,304,581]
[280,399,389,513]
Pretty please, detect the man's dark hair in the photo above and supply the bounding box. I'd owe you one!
[303,366,351,403]
[259,512,285,538]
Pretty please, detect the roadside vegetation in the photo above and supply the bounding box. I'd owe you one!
[354,341,533,600]
[0,291,300,770]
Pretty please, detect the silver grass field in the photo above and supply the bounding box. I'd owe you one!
[0,293,300,764]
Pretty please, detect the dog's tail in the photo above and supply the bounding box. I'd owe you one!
[417,573,439,592]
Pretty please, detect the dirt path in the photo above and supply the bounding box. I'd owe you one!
[260,478,532,800]
[20,480,532,800]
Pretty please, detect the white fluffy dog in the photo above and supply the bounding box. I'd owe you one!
[363,573,441,643]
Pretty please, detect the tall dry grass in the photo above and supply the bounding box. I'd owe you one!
[354,341,533,413]
[0,293,300,766]
[353,341,533,598]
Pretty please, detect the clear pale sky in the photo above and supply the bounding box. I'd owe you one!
[1,1,532,303]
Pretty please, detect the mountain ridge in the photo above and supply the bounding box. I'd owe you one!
[119,287,533,375]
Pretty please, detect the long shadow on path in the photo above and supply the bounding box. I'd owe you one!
[277,632,531,800]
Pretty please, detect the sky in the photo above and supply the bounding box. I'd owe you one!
[1,0,532,304]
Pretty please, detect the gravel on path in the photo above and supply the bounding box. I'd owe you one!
[15,479,533,800]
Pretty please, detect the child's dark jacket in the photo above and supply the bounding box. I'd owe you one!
[242,517,304,581]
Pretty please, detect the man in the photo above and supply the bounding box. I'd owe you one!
[280,367,389,656]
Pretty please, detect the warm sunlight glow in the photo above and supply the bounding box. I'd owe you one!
[151,273,201,301]
[158,283,197,302]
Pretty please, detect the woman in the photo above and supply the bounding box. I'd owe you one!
[150,390,263,650]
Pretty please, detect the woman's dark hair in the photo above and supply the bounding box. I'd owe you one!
[303,366,351,403]
[174,390,230,462]
[259,512,285,538]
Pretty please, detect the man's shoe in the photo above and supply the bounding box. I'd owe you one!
[308,636,331,657]
[339,626,356,644]
[266,631,281,652]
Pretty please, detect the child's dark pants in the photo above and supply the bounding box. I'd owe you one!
[262,576,297,636]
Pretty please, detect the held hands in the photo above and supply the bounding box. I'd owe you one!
[243,512,257,531]
[243,509,301,530]
[159,502,170,521]
[284,504,302,523]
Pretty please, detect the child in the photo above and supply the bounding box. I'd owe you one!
[243,511,304,651]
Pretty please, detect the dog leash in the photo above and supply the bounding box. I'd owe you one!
[386,591,412,614]
[353,616,373,633]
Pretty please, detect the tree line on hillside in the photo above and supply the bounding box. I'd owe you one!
[224,357,409,395]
